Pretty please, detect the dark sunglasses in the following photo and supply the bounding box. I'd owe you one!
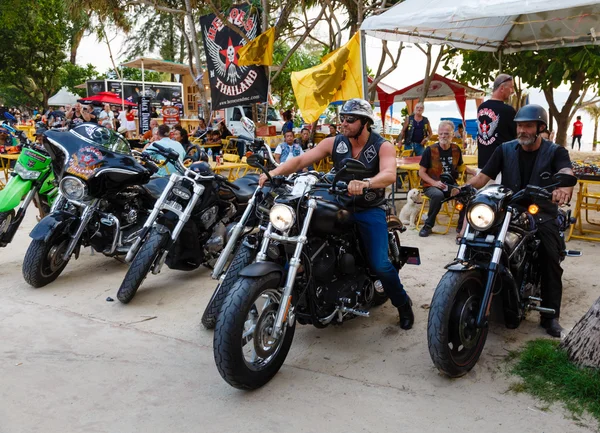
[340,114,360,124]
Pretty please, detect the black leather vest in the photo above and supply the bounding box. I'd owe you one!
[331,132,386,210]
[501,138,559,221]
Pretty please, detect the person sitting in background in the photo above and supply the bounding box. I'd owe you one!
[192,118,209,138]
[418,120,477,238]
[206,130,222,146]
[217,121,232,140]
[274,130,304,164]
[454,124,466,145]
[172,126,192,152]
[327,124,338,137]
[143,124,185,177]
[297,127,313,150]
[142,119,159,141]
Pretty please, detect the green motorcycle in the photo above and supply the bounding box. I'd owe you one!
[0,136,58,248]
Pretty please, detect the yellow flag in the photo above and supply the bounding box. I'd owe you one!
[237,27,275,66]
[291,32,363,123]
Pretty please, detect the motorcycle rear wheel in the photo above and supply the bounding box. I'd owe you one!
[427,270,488,377]
[213,273,295,390]
[117,229,169,304]
[202,241,255,329]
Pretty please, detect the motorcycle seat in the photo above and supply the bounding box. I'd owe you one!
[142,177,170,200]
[230,174,259,203]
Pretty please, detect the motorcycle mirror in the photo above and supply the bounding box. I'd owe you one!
[552,172,578,187]
[342,158,368,175]
[440,173,456,185]
[247,153,266,169]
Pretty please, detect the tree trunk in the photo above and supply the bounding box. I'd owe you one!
[183,0,210,122]
[593,119,598,151]
[554,115,570,148]
[559,296,600,368]
[70,28,85,65]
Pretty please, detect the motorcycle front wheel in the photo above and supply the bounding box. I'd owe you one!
[213,273,295,390]
[117,229,169,304]
[427,270,488,377]
[22,232,71,288]
[0,210,15,246]
[202,241,256,329]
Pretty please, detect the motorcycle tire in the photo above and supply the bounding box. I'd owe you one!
[0,210,15,246]
[117,229,168,304]
[214,273,295,390]
[427,270,488,378]
[22,232,70,288]
[201,242,255,329]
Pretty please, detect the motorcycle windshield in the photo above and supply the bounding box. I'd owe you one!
[45,124,143,181]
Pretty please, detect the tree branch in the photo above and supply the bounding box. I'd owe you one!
[126,0,184,15]
[271,4,327,82]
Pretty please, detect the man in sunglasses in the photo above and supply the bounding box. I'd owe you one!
[258,98,415,330]
[476,74,517,170]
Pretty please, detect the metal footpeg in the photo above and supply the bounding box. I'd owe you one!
[528,296,542,302]
[565,249,582,257]
[529,305,556,315]
[340,306,370,317]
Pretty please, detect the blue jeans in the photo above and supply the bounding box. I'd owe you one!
[351,207,409,307]
[404,142,424,156]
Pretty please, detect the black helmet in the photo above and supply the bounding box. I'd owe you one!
[188,161,213,175]
[514,104,548,127]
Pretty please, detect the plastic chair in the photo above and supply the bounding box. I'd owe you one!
[415,190,460,235]
[223,153,240,163]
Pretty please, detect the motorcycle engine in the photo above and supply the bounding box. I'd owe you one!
[199,205,218,229]
[312,245,336,282]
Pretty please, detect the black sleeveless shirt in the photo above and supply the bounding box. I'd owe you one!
[331,131,387,210]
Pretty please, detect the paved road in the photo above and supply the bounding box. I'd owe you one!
[0,210,596,433]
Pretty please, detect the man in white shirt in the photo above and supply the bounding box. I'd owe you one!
[98,104,115,129]
[274,130,304,164]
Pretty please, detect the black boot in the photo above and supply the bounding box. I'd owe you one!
[398,296,414,330]
[540,317,564,338]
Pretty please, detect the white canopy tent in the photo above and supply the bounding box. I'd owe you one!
[47,87,80,106]
[361,0,600,53]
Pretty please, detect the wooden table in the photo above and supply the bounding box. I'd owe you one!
[210,161,249,181]
[566,176,600,242]
[0,153,20,186]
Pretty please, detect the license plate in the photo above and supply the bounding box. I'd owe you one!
[400,246,420,265]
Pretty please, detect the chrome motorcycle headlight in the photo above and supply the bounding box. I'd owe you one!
[59,176,88,201]
[14,162,41,180]
[467,203,495,231]
[269,204,295,232]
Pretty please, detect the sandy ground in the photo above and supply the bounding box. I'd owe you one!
[1,181,599,432]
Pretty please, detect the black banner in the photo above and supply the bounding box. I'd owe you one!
[200,4,268,110]
[138,97,152,134]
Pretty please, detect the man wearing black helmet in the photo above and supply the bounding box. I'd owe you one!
[258,98,415,330]
[463,104,574,337]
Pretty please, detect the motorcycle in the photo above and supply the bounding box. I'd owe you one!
[213,158,421,390]
[22,124,161,288]
[427,172,580,377]
[115,143,256,304]
[0,123,59,247]
[201,141,281,329]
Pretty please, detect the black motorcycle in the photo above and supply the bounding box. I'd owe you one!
[201,141,281,329]
[427,173,580,377]
[115,143,256,303]
[22,124,161,288]
[213,158,421,390]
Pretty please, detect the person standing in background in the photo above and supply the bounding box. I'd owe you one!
[571,115,583,151]
[476,74,517,169]
[396,103,432,156]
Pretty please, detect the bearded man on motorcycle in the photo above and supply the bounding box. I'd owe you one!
[461,104,574,337]
[258,98,415,329]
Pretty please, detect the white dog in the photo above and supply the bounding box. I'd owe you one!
[399,188,423,228]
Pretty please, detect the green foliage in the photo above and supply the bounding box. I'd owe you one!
[99,67,166,83]
[58,63,99,97]
[0,0,71,107]
[511,339,600,424]
[271,41,322,110]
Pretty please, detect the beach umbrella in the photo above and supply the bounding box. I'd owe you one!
[79,92,137,106]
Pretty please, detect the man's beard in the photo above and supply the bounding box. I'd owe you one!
[518,134,535,146]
